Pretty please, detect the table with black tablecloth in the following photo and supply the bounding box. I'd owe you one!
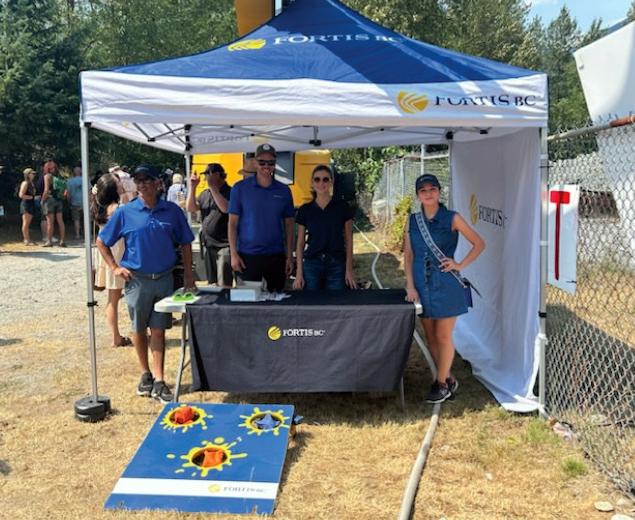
[185,289,415,396]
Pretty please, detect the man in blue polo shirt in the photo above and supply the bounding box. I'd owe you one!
[96,163,194,404]
[228,144,295,292]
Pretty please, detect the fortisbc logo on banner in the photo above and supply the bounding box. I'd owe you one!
[228,39,267,51]
[396,91,429,114]
[470,194,506,228]
[267,325,326,341]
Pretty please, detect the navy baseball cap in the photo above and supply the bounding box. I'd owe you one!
[415,174,441,191]
[132,163,159,179]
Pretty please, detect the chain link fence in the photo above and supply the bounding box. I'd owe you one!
[370,125,634,496]
[546,122,635,497]
[370,150,449,225]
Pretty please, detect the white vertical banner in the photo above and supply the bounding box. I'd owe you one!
[451,128,541,412]
[547,184,579,294]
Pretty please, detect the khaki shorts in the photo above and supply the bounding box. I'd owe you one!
[42,197,63,216]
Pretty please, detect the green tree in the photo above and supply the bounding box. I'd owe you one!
[443,0,530,65]
[627,1,635,22]
[542,7,604,130]
[0,0,85,171]
[343,0,446,45]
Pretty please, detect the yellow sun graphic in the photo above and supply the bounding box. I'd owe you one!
[178,437,247,477]
[239,407,291,436]
[161,405,209,433]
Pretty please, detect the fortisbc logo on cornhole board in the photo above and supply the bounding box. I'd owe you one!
[267,325,326,341]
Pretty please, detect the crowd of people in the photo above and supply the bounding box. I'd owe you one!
[20,143,484,406]
[16,160,184,247]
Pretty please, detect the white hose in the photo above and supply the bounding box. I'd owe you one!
[354,225,437,378]
[354,223,442,520]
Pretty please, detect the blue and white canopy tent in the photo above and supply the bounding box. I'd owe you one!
[79,0,549,413]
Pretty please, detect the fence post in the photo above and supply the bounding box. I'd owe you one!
[538,127,549,418]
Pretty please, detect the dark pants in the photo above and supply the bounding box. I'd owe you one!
[303,254,345,290]
[237,253,286,292]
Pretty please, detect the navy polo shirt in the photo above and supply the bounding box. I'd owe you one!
[99,197,194,274]
[295,198,354,260]
[229,176,294,255]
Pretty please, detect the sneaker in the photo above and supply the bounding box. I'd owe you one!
[42,241,53,247]
[59,241,67,248]
[151,380,174,404]
[136,372,154,397]
[446,377,459,400]
[425,381,452,404]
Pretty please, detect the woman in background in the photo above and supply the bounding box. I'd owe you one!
[293,165,356,290]
[92,173,132,348]
[404,174,485,404]
[18,168,37,245]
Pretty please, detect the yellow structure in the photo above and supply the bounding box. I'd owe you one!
[192,150,332,208]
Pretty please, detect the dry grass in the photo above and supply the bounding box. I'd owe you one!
[0,226,632,520]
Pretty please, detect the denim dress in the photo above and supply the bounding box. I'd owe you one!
[408,206,468,318]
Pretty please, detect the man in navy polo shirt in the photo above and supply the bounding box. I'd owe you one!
[228,144,295,292]
[96,163,194,404]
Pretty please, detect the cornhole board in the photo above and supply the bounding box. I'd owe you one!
[105,402,295,514]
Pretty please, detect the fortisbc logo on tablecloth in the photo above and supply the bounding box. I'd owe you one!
[267,325,326,341]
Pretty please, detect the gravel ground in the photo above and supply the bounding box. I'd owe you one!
[0,241,106,342]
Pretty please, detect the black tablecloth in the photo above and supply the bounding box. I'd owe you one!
[186,289,415,393]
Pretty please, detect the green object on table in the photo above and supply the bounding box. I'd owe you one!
[172,291,195,302]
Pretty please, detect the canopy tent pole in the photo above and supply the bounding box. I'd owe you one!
[184,126,192,225]
[74,122,110,422]
[538,127,549,417]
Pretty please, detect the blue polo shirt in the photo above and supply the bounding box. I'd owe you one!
[229,176,294,255]
[99,197,194,274]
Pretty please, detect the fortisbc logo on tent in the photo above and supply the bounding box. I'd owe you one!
[470,194,479,225]
[228,39,266,51]
[396,91,429,114]
[470,193,506,228]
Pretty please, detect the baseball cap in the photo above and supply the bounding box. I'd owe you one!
[205,163,225,175]
[255,143,276,158]
[108,164,121,174]
[132,163,159,179]
[415,174,441,191]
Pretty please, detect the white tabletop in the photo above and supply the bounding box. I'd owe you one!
[154,295,200,314]
[155,293,422,316]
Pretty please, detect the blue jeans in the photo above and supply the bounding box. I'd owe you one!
[303,254,345,290]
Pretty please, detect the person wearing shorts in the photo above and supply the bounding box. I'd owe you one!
[41,160,66,247]
[96,163,195,404]
[186,163,233,288]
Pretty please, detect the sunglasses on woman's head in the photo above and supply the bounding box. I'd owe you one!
[257,159,276,166]
[313,176,331,183]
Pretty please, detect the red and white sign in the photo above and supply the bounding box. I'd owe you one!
[548,184,579,294]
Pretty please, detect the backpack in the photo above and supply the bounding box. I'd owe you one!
[52,175,66,198]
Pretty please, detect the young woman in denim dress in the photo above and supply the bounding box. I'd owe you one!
[404,174,485,403]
